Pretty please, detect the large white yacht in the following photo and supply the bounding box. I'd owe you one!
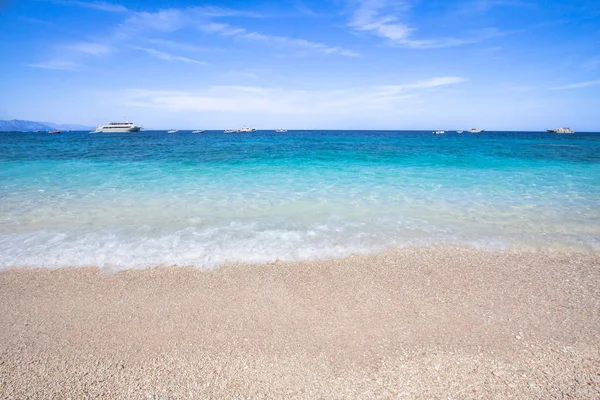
[225,126,256,133]
[468,128,483,133]
[546,127,574,134]
[93,121,141,133]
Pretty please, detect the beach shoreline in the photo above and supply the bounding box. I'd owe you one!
[1,247,599,399]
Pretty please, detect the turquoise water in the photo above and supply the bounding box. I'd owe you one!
[1,130,599,270]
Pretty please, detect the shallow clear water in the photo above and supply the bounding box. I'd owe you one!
[1,130,599,270]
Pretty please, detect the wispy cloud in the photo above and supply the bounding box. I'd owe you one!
[553,80,600,90]
[381,77,467,91]
[33,3,357,73]
[146,39,218,53]
[291,0,319,17]
[115,6,266,38]
[132,47,207,65]
[200,22,360,57]
[65,42,113,55]
[348,0,505,48]
[28,60,83,70]
[187,5,264,18]
[44,0,129,13]
[116,9,186,37]
[451,0,535,17]
[114,7,358,57]
[120,76,465,114]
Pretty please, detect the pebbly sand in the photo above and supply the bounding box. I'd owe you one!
[0,247,599,399]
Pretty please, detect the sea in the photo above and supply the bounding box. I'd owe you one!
[1,130,599,271]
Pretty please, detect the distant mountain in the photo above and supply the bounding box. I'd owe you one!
[0,119,94,132]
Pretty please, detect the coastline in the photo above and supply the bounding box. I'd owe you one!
[1,247,599,399]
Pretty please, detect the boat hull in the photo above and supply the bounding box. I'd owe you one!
[547,129,574,134]
[94,126,141,133]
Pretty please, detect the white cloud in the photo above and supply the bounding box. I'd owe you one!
[350,0,413,41]
[114,7,358,57]
[120,76,466,114]
[146,39,218,53]
[451,0,534,16]
[187,6,265,18]
[348,0,505,48]
[199,22,360,57]
[47,0,129,13]
[116,9,186,37]
[28,60,83,70]
[66,42,113,55]
[553,80,600,90]
[76,1,127,12]
[115,6,265,38]
[132,47,207,65]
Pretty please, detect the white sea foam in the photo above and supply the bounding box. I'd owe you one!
[1,193,599,271]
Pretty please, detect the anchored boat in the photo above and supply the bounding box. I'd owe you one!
[546,127,574,134]
[93,121,141,133]
[224,126,256,133]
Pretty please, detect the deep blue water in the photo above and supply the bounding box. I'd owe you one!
[1,130,599,270]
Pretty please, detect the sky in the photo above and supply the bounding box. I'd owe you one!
[0,0,599,130]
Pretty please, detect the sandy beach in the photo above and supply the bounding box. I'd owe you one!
[1,247,599,399]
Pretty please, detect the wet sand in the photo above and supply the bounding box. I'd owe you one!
[1,247,599,399]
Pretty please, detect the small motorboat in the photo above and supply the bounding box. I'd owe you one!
[167,129,179,133]
[48,130,61,135]
[192,130,204,134]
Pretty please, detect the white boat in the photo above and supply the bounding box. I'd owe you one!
[192,130,204,134]
[433,130,445,135]
[275,129,287,133]
[456,130,463,134]
[167,129,179,133]
[93,120,141,133]
[225,126,256,133]
[546,127,574,134]
[468,128,483,133]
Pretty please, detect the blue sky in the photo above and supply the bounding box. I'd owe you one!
[0,0,599,130]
